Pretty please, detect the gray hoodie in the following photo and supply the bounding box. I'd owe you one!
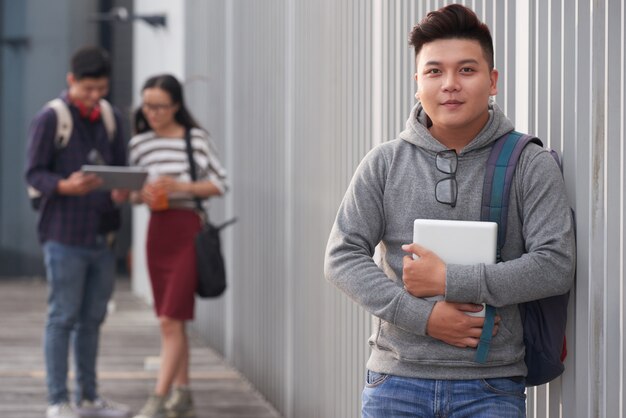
[324,103,576,380]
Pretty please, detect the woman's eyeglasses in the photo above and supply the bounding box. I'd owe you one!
[435,150,458,208]
[141,103,175,113]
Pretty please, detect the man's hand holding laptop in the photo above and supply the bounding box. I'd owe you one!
[401,242,500,348]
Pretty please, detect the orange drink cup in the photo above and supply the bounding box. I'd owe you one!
[147,184,169,211]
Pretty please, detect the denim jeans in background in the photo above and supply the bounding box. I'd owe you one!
[43,240,115,405]
[362,370,526,418]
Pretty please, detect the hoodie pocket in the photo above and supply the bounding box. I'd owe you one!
[373,311,521,365]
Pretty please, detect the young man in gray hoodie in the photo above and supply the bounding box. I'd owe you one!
[324,4,576,417]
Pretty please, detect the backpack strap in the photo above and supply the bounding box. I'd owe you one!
[46,98,73,149]
[98,99,116,142]
[475,131,543,364]
[46,98,116,147]
[27,99,72,210]
[481,131,543,253]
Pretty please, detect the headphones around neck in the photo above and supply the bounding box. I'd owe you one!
[73,99,101,122]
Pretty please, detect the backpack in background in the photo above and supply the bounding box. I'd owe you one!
[476,131,573,387]
[27,98,116,210]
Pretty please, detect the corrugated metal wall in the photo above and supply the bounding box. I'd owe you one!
[183,1,626,417]
[185,0,230,364]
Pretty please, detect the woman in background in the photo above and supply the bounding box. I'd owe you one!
[129,74,227,418]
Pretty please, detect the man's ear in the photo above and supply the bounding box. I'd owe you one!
[66,72,76,87]
[489,68,499,96]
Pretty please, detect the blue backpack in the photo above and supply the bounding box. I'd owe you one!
[475,131,571,387]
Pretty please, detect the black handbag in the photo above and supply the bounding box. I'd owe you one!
[184,129,236,298]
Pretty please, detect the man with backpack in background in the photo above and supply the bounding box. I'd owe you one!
[324,4,575,417]
[25,46,130,418]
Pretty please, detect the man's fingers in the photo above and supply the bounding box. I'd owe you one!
[428,301,503,348]
[85,178,103,191]
[88,177,104,187]
[79,173,102,188]
[401,243,430,257]
[454,337,480,348]
[82,173,100,181]
[402,257,411,281]
[456,303,485,313]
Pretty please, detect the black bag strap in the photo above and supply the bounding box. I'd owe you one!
[183,129,237,230]
[183,128,208,219]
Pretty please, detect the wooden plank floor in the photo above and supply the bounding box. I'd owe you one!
[0,278,281,418]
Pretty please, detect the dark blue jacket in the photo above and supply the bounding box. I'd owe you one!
[25,92,127,245]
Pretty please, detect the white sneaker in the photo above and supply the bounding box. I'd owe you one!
[47,403,79,418]
[76,397,131,418]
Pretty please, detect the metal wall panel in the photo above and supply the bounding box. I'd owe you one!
[188,1,374,416]
[184,1,626,417]
[287,1,376,415]
[521,0,625,417]
[231,1,287,409]
[185,0,229,360]
[186,0,290,411]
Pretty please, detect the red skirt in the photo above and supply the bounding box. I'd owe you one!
[147,209,201,320]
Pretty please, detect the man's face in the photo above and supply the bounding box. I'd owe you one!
[66,74,109,110]
[414,38,498,138]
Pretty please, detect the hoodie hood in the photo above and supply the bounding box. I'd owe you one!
[398,101,515,154]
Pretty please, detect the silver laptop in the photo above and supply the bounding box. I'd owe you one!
[412,219,497,317]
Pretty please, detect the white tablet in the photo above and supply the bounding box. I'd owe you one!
[81,165,148,190]
[413,219,497,317]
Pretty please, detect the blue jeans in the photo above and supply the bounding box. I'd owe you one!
[43,240,115,405]
[362,370,526,418]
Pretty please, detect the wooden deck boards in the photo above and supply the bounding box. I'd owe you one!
[0,278,281,418]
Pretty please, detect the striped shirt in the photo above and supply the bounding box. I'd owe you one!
[128,128,227,209]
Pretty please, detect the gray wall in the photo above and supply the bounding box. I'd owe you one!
[0,0,98,276]
[0,0,133,277]
[183,0,623,417]
[185,0,230,367]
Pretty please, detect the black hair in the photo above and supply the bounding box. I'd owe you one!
[134,74,201,134]
[409,4,494,69]
[71,46,111,79]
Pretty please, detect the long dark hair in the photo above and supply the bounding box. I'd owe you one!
[134,74,201,134]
